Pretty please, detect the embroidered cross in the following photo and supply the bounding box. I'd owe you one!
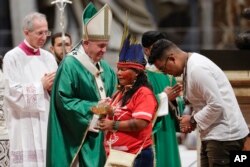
[73,51,77,55]
[100,87,103,92]
[96,71,101,77]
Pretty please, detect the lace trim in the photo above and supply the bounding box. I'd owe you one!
[26,85,37,106]
[10,150,44,164]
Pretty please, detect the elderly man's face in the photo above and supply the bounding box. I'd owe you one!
[84,40,109,63]
[24,18,50,49]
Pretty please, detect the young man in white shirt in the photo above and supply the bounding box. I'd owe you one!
[148,39,249,167]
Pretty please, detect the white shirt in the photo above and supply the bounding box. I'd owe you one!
[186,53,249,141]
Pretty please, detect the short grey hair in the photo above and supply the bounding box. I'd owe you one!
[22,12,47,31]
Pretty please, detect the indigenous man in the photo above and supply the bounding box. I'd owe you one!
[142,31,184,167]
[3,12,57,167]
[46,3,117,167]
[149,39,249,167]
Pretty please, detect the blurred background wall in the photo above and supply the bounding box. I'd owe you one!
[1,0,250,54]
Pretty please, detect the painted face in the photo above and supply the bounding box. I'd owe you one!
[117,67,138,86]
[84,40,109,63]
[51,36,72,61]
[25,18,49,49]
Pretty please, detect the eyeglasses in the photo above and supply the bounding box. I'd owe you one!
[157,57,170,72]
[32,30,51,37]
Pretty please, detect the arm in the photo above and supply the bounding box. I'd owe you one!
[190,66,224,131]
[99,88,157,132]
[99,118,148,132]
[3,52,56,112]
[54,65,98,127]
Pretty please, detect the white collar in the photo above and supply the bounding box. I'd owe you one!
[24,39,39,52]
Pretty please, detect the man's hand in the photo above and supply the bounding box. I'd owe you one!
[41,72,56,92]
[179,115,196,133]
[164,83,183,101]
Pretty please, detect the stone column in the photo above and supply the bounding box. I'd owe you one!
[201,0,213,49]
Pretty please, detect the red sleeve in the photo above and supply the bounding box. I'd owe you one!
[130,87,157,121]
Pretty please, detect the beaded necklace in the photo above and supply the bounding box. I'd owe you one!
[183,52,191,105]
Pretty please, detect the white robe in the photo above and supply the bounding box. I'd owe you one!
[3,46,57,167]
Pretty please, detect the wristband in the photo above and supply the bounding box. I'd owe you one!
[113,121,119,130]
[190,115,196,125]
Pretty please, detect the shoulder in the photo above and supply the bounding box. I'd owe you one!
[131,87,157,108]
[62,54,80,65]
[40,49,54,58]
[188,53,211,73]
[3,47,21,62]
[40,48,58,65]
[137,86,155,96]
[61,43,84,65]
[58,55,88,75]
[189,52,213,66]
[4,47,20,57]
[58,56,79,70]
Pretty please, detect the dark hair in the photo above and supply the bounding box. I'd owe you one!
[141,31,167,48]
[51,32,72,46]
[118,70,153,106]
[148,39,175,64]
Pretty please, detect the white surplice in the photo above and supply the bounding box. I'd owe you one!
[3,46,57,167]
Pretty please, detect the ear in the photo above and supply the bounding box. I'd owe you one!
[50,46,55,53]
[168,55,176,63]
[83,40,89,45]
[144,47,150,57]
[82,41,88,51]
[24,30,29,36]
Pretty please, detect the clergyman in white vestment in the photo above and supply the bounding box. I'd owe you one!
[3,12,57,167]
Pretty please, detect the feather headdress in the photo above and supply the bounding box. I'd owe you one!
[117,15,146,70]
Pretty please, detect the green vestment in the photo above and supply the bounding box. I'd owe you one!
[46,47,117,167]
[147,69,184,167]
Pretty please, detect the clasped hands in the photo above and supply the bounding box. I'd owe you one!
[178,115,196,133]
[164,83,182,101]
[41,72,56,92]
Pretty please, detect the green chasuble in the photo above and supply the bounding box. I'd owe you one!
[147,69,184,167]
[46,48,117,167]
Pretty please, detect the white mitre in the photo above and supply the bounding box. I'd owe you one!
[82,2,112,41]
